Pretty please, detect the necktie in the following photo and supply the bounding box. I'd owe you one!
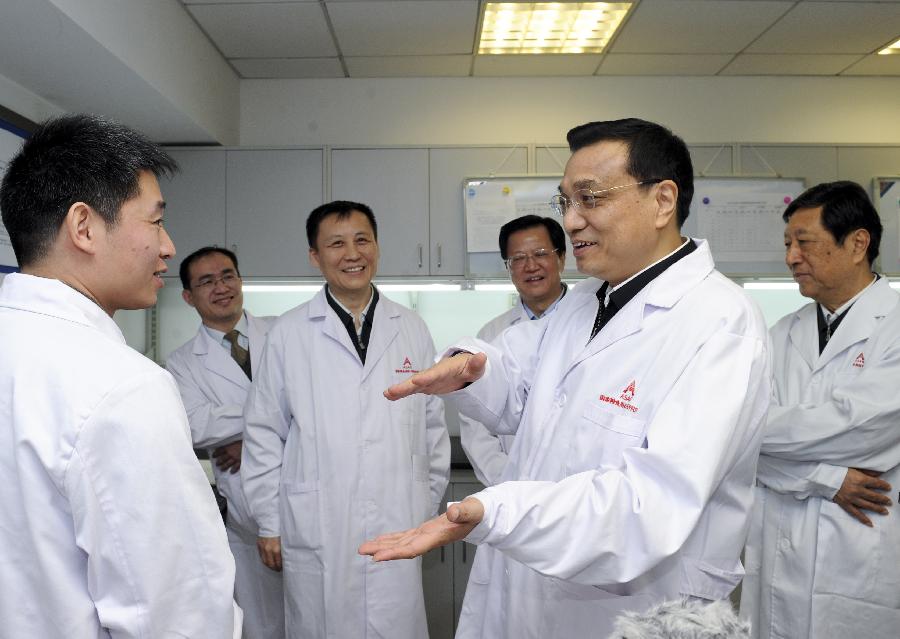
[225,329,252,380]
[589,282,610,341]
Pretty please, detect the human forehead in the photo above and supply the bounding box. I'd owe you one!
[507,226,553,253]
[784,206,827,237]
[319,210,376,239]
[560,140,632,194]
[129,170,165,212]
[189,252,237,281]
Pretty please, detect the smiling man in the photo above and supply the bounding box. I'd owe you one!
[166,246,284,639]
[241,200,450,638]
[741,181,900,639]
[360,118,771,638]
[0,115,240,637]
[460,215,567,486]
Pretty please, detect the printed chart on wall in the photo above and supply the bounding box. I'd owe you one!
[0,123,27,273]
[684,177,805,275]
[876,177,900,275]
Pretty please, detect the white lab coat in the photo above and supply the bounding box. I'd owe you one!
[166,312,285,639]
[448,240,770,639]
[0,273,241,639]
[459,304,527,486]
[740,277,900,639]
[242,288,450,639]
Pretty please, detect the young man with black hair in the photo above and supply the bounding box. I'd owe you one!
[167,245,284,639]
[460,215,568,486]
[242,200,450,638]
[362,118,771,638]
[741,181,900,639]
[0,114,241,638]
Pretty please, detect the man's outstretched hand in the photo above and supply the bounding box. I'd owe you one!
[384,352,488,401]
[358,497,485,561]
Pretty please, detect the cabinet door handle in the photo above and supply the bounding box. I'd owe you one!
[436,243,442,268]
[417,244,423,269]
[462,541,467,563]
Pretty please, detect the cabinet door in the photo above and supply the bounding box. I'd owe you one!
[451,481,484,627]
[429,148,528,276]
[422,483,454,639]
[226,149,324,277]
[331,149,429,276]
[161,150,226,267]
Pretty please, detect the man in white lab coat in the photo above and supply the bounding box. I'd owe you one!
[459,214,568,486]
[167,246,285,639]
[0,114,241,637]
[740,181,900,639]
[361,118,771,638]
[242,200,450,638]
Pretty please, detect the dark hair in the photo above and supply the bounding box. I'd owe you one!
[783,181,882,265]
[498,215,567,259]
[179,246,241,290]
[566,118,694,227]
[0,114,177,266]
[306,200,377,249]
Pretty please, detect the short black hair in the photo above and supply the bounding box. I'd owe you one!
[783,181,882,266]
[498,215,566,260]
[0,114,177,266]
[306,200,377,249]
[179,246,241,290]
[566,118,693,227]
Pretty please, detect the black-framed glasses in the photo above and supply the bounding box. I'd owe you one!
[550,179,663,217]
[504,248,560,270]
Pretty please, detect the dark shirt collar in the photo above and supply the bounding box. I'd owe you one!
[606,238,698,313]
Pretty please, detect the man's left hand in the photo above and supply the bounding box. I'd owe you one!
[212,440,243,473]
[833,468,892,527]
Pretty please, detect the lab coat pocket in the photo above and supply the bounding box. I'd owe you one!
[542,579,655,639]
[679,558,743,600]
[573,403,647,472]
[280,481,323,571]
[812,500,879,602]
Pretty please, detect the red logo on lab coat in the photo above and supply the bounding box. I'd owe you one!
[395,356,419,374]
[620,380,636,402]
[599,380,639,413]
[853,352,865,368]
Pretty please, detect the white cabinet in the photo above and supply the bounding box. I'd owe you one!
[161,149,227,266]
[226,149,323,277]
[331,148,430,276]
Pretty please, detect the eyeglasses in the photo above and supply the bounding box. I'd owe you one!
[504,248,559,270]
[193,272,240,291]
[549,179,663,217]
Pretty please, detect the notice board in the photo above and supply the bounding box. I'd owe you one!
[464,175,805,279]
[875,177,900,276]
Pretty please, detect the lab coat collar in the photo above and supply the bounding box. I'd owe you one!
[0,272,125,344]
[191,310,260,388]
[791,276,898,372]
[571,238,715,364]
[309,286,402,381]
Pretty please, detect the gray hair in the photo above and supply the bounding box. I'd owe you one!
[608,599,750,639]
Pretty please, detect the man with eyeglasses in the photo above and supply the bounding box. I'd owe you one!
[167,246,285,639]
[460,215,568,486]
[361,118,770,638]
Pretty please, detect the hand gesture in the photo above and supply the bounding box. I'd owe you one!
[384,352,488,401]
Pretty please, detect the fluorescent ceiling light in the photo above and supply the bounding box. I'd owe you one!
[743,282,799,290]
[377,284,462,292]
[878,37,900,55]
[474,283,518,291]
[243,284,323,292]
[478,2,633,55]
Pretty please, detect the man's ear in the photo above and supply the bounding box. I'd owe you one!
[182,288,196,308]
[309,247,320,269]
[848,228,871,266]
[653,180,679,230]
[63,202,102,254]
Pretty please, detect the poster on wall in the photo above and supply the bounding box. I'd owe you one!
[876,177,900,259]
[0,123,27,273]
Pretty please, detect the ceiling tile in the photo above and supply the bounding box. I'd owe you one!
[327,1,478,56]
[346,55,471,77]
[840,53,900,76]
[230,58,345,79]
[598,53,733,75]
[611,0,793,54]
[184,0,318,4]
[747,2,900,54]
[473,54,602,76]
[721,53,865,75]
[187,2,337,57]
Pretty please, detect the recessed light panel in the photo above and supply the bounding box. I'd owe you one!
[878,37,900,55]
[478,2,633,55]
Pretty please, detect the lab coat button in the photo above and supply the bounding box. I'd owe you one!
[557,393,567,406]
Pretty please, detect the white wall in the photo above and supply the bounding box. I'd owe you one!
[0,72,62,125]
[241,76,900,147]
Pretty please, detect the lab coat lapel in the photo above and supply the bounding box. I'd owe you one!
[246,313,268,376]
[310,289,366,365]
[361,298,399,383]
[814,278,897,372]
[194,327,249,388]
[787,305,818,371]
